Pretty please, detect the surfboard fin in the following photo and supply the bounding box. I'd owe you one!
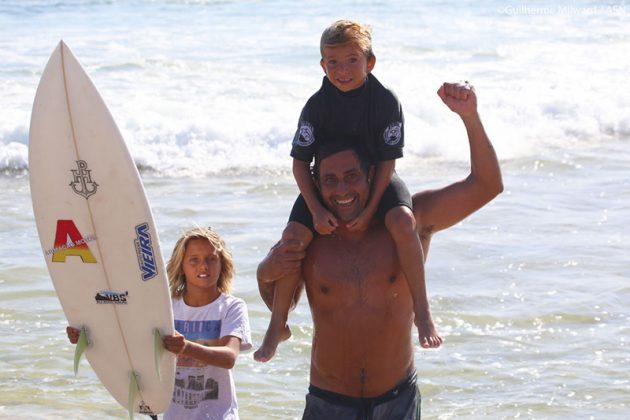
[128,371,139,420]
[153,328,164,381]
[73,327,88,376]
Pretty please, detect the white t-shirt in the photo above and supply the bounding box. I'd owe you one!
[164,293,252,420]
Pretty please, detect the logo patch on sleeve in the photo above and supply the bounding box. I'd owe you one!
[383,122,402,146]
[293,121,315,147]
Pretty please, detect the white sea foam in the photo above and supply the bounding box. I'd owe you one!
[2,0,629,176]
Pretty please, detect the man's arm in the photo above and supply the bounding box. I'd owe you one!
[413,82,503,236]
[257,238,306,310]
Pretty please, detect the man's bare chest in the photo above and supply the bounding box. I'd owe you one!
[304,231,406,307]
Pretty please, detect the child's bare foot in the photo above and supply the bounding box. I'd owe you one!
[415,316,442,348]
[254,324,292,362]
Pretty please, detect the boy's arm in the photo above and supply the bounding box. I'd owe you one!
[293,159,322,214]
[413,83,503,235]
[347,159,395,231]
[293,159,337,234]
[163,332,241,369]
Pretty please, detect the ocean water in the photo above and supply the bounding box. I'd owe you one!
[1,0,629,418]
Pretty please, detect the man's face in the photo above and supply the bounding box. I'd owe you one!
[317,150,372,222]
[320,42,375,92]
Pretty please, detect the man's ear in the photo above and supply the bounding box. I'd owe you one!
[367,165,375,183]
[320,59,327,74]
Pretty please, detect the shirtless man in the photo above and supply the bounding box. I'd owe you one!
[257,82,503,419]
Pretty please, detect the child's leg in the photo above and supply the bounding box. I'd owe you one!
[385,206,442,348]
[254,221,313,362]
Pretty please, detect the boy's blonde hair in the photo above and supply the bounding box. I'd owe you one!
[167,226,234,298]
[320,19,374,60]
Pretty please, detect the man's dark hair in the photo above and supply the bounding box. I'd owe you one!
[311,139,372,181]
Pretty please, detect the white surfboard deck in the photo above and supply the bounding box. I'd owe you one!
[29,41,176,415]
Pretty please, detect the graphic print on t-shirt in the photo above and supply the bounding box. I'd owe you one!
[173,319,221,409]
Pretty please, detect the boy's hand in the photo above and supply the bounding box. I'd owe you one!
[66,326,80,344]
[163,331,187,355]
[437,82,477,118]
[312,207,338,235]
[347,207,375,232]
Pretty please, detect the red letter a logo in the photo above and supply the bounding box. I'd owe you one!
[51,220,97,263]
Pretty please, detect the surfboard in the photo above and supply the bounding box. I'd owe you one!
[29,41,176,417]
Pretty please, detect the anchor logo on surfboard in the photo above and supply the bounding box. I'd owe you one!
[70,160,98,199]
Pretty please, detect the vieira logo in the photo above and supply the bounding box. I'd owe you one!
[70,160,98,199]
[135,223,158,281]
[94,290,128,304]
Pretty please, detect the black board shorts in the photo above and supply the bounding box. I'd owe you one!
[302,371,421,420]
[288,172,412,231]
